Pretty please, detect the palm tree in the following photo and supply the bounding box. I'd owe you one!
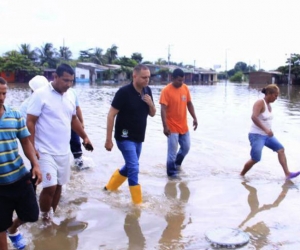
[19,43,37,62]
[59,46,72,60]
[91,47,105,65]
[105,45,118,64]
[36,43,58,68]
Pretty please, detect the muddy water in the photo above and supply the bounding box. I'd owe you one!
[7,82,300,250]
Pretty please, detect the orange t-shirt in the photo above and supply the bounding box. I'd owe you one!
[159,83,191,134]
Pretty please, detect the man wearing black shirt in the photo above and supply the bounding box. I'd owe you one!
[104,64,156,204]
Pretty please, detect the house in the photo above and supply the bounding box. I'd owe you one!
[75,67,90,83]
[145,64,218,84]
[76,62,109,83]
[248,71,286,84]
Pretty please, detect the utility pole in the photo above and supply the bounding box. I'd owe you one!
[225,48,229,82]
[168,45,172,65]
[288,53,292,85]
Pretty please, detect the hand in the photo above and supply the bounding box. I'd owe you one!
[193,119,198,131]
[35,149,40,160]
[82,138,94,151]
[31,165,42,185]
[266,129,273,137]
[142,94,153,107]
[163,127,171,137]
[105,139,113,151]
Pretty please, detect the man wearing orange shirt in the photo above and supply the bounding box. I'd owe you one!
[159,68,198,178]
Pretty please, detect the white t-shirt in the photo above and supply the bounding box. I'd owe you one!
[27,83,76,155]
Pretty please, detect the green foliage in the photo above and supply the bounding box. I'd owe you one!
[229,71,244,83]
[104,45,118,64]
[131,53,143,63]
[113,56,137,67]
[36,43,58,68]
[0,50,40,73]
[142,61,153,65]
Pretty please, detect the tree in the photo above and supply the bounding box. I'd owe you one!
[229,71,244,83]
[234,62,248,72]
[19,43,37,62]
[78,49,93,62]
[131,53,143,64]
[113,56,137,67]
[0,50,40,73]
[36,43,58,68]
[59,46,72,60]
[91,47,105,65]
[105,45,118,64]
[155,58,167,65]
[142,61,153,65]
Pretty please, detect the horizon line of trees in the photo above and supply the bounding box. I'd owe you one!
[0,43,298,83]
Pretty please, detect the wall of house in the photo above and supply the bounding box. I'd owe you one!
[0,71,15,83]
[75,67,90,83]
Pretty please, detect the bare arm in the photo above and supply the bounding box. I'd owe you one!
[251,100,273,136]
[26,114,39,158]
[19,137,42,185]
[105,106,119,151]
[142,94,156,117]
[160,104,170,137]
[187,101,198,130]
[76,106,84,128]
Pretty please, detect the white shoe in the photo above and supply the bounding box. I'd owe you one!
[74,157,89,171]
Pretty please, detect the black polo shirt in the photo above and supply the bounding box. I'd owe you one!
[112,82,153,142]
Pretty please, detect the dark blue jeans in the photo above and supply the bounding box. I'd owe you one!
[70,130,82,159]
[116,140,142,186]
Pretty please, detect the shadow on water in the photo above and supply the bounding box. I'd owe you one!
[239,180,294,249]
[158,181,191,250]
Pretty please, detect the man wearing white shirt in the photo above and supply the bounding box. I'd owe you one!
[26,64,93,224]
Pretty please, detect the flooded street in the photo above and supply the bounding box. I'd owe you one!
[7,82,300,250]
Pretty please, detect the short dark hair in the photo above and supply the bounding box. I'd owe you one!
[172,68,184,78]
[56,63,74,77]
[0,77,7,85]
[133,64,149,73]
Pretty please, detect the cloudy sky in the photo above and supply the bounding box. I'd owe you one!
[1,0,299,71]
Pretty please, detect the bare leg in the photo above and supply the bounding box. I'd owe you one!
[0,231,8,250]
[51,185,62,212]
[277,149,289,177]
[278,149,300,179]
[39,185,57,213]
[240,159,257,176]
[7,218,23,234]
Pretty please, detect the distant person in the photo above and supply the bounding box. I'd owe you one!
[240,84,300,179]
[0,77,42,250]
[26,64,93,225]
[69,88,88,171]
[19,75,48,192]
[104,64,156,204]
[159,68,198,178]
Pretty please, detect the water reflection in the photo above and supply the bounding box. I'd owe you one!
[158,181,191,250]
[31,217,88,250]
[239,180,293,249]
[124,208,146,250]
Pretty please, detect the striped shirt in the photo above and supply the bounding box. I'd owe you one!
[0,105,30,185]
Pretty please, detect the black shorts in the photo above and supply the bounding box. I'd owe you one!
[0,174,39,232]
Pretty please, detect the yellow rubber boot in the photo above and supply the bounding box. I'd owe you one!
[129,185,142,204]
[105,169,127,191]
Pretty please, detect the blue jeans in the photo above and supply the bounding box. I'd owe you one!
[249,133,284,162]
[70,130,82,159]
[116,140,142,186]
[166,132,190,177]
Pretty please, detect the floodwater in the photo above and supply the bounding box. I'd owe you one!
[6,82,300,250]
